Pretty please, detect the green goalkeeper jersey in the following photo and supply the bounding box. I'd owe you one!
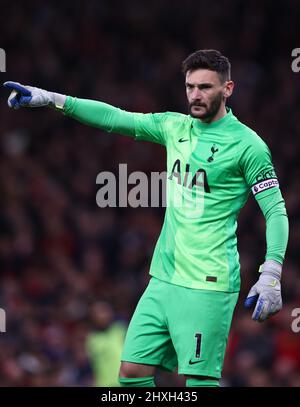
[64,98,288,293]
[134,108,281,292]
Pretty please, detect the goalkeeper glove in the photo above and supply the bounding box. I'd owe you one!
[244,260,282,322]
[3,81,66,110]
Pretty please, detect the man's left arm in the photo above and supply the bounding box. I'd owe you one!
[239,136,289,322]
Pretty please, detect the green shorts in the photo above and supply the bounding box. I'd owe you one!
[121,277,239,378]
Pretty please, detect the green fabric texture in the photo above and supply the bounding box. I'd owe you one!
[118,376,155,387]
[256,189,289,264]
[186,377,220,387]
[64,96,136,136]
[121,277,238,377]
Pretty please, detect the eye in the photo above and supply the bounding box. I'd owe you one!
[200,84,212,90]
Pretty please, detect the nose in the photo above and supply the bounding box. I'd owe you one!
[191,87,202,100]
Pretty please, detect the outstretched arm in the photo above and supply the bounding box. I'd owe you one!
[3,81,167,144]
[3,81,135,136]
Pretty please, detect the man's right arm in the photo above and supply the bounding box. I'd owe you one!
[64,96,136,137]
[3,81,167,145]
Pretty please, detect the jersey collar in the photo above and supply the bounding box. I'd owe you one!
[192,107,234,130]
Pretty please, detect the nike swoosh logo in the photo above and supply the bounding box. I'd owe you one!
[189,359,205,365]
[178,138,188,143]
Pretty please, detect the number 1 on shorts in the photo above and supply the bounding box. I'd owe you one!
[195,333,202,358]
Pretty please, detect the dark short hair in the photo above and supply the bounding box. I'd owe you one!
[182,49,231,83]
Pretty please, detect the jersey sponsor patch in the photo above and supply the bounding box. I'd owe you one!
[251,178,279,195]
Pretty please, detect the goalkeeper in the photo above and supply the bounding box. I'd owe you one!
[3,49,288,388]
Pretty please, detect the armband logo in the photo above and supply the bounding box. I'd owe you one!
[252,178,279,196]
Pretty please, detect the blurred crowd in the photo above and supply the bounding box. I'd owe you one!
[0,0,300,386]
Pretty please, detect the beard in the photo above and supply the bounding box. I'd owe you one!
[189,92,224,121]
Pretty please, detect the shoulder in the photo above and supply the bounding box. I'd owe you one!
[163,111,190,120]
[134,111,189,127]
[153,111,190,125]
[232,117,270,154]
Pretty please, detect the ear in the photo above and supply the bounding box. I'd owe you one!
[224,80,234,98]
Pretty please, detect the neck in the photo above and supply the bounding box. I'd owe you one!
[201,104,227,124]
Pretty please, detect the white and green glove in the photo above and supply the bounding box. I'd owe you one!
[244,260,282,322]
[3,81,66,110]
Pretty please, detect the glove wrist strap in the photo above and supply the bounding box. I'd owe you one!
[48,92,67,110]
[260,260,282,280]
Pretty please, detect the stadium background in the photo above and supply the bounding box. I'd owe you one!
[0,0,300,386]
